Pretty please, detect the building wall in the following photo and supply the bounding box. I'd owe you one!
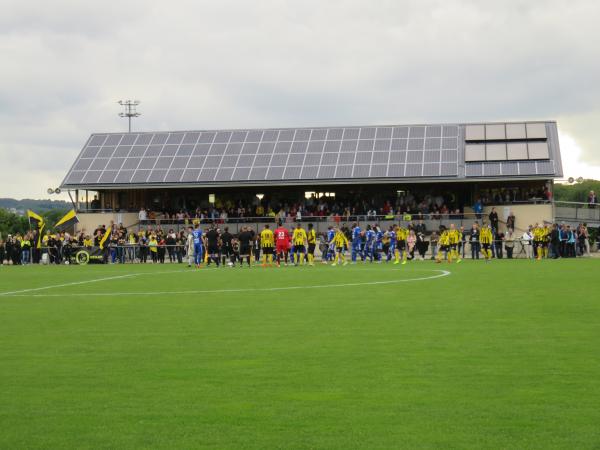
[76,212,139,233]
[481,204,553,233]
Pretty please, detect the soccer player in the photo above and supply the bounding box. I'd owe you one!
[435,227,450,263]
[532,223,545,260]
[205,225,220,267]
[395,225,408,265]
[332,227,349,266]
[192,224,204,268]
[323,226,336,263]
[448,223,462,263]
[292,223,307,266]
[364,224,375,262]
[386,226,397,263]
[260,224,274,267]
[479,223,493,261]
[274,221,290,267]
[374,224,383,262]
[351,223,362,263]
[306,223,316,266]
[543,223,552,259]
[237,226,253,267]
[220,226,234,266]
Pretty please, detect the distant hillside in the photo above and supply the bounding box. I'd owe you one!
[0,198,71,212]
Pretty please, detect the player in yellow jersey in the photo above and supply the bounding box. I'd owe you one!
[260,224,274,267]
[479,224,493,261]
[306,223,316,266]
[447,223,462,263]
[292,223,307,266]
[543,224,552,258]
[331,227,349,266]
[532,223,545,260]
[395,226,409,265]
[435,228,450,263]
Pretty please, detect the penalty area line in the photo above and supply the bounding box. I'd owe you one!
[0,270,451,298]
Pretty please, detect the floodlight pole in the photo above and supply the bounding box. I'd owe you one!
[118,100,141,133]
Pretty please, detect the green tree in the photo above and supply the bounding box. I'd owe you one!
[554,180,600,203]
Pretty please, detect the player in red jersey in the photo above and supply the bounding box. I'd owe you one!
[274,220,291,267]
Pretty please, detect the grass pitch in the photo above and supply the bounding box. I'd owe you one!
[1,259,599,449]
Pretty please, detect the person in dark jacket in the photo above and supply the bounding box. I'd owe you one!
[550,224,560,259]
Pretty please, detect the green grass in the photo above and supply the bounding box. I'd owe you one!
[1,260,599,449]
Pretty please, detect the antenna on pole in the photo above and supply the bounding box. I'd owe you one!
[118,100,141,133]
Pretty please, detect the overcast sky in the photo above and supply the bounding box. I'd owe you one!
[1,0,599,200]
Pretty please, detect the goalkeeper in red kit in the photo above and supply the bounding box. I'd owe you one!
[274,220,291,267]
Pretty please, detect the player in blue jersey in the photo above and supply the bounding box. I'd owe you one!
[322,226,336,263]
[374,224,383,262]
[192,224,204,268]
[364,224,375,262]
[386,225,396,262]
[351,223,362,263]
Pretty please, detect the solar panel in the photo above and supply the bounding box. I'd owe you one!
[64,122,561,187]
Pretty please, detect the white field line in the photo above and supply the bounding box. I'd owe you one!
[0,270,451,298]
[0,269,192,297]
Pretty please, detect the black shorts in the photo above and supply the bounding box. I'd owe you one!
[208,245,219,255]
[482,243,490,250]
[308,243,316,254]
[397,241,406,250]
[450,243,458,250]
[221,245,232,256]
[295,245,305,253]
[336,247,344,253]
[239,245,250,256]
[262,246,273,255]
[440,245,449,252]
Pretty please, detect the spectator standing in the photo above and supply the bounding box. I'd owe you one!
[20,233,32,265]
[504,230,515,259]
[166,230,177,263]
[495,230,504,259]
[470,223,480,259]
[139,208,148,224]
[522,227,533,259]
[149,235,158,263]
[588,191,597,209]
[550,224,561,259]
[473,199,483,219]
[430,231,439,260]
[506,212,516,231]
[489,208,499,233]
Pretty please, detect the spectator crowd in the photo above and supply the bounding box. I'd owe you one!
[1,211,596,265]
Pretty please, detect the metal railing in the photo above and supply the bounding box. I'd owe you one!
[134,212,494,235]
[553,200,600,224]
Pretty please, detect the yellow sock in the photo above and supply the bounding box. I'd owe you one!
[262,255,267,265]
[268,254,273,264]
[308,254,313,264]
[488,249,492,259]
[403,251,407,262]
[544,248,548,258]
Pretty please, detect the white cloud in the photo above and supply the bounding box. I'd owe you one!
[1,0,600,199]
[557,132,600,181]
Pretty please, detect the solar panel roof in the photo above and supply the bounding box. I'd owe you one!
[61,122,562,189]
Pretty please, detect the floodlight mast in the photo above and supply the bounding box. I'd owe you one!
[118,100,141,133]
